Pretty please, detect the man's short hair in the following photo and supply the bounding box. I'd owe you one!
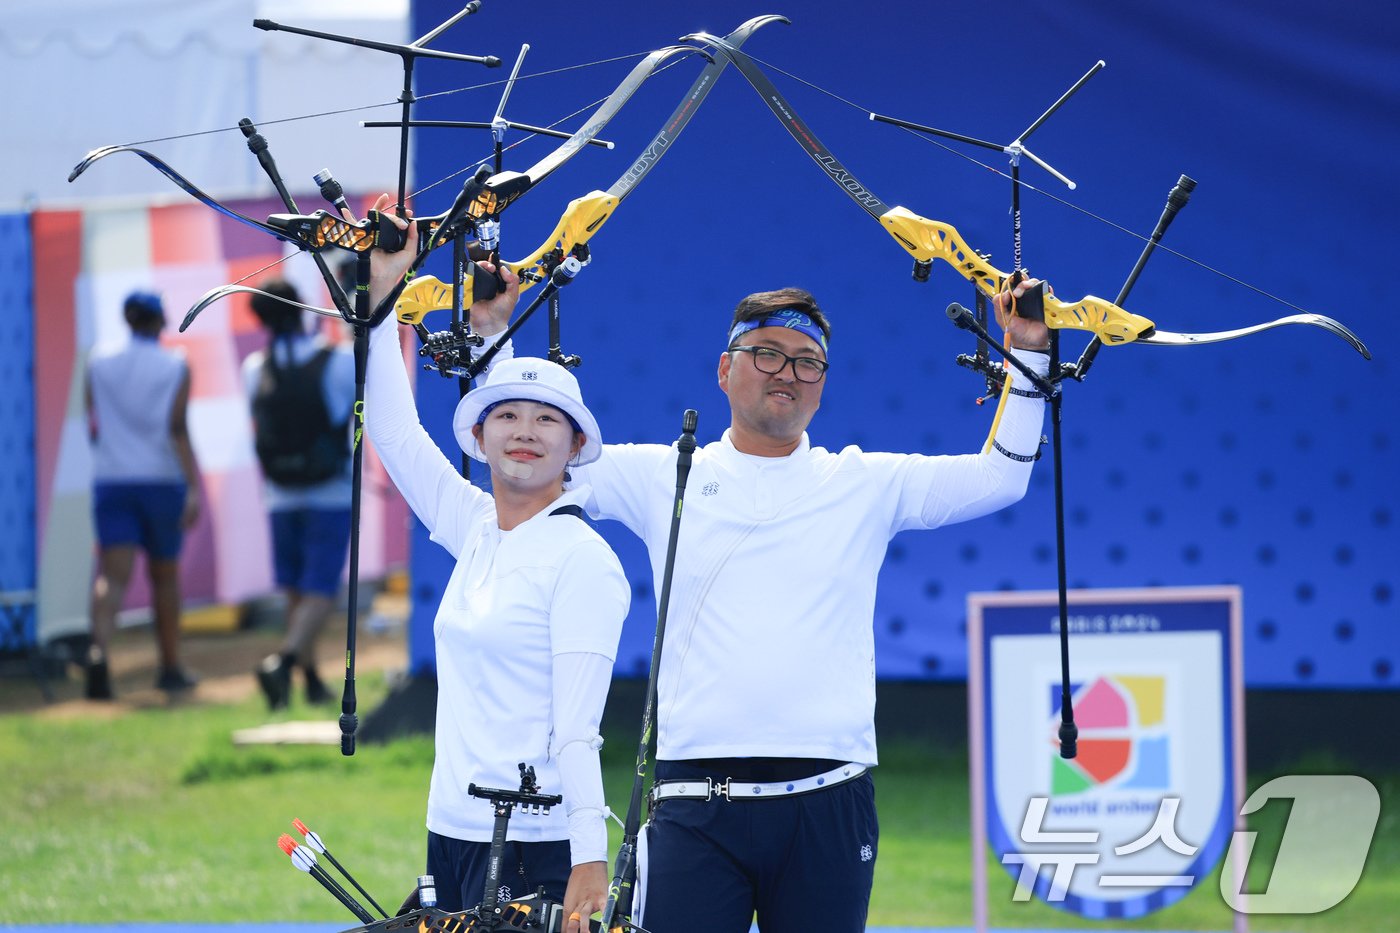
[727,287,832,349]
[123,290,165,328]
[250,279,303,336]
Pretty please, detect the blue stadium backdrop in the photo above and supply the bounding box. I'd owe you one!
[0,213,35,653]
[402,0,1397,690]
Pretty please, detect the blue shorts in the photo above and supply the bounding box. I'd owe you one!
[425,831,571,914]
[93,482,187,560]
[270,508,351,597]
[639,758,878,933]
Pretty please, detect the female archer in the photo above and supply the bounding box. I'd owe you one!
[364,199,627,932]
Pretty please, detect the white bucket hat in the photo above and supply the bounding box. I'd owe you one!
[452,357,602,465]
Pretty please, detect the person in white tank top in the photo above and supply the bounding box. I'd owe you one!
[84,290,202,699]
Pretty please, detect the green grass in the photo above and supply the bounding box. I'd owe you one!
[1,682,1396,929]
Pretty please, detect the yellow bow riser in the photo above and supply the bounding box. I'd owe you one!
[395,277,456,327]
[507,189,619,291]
[394,190,619,325]
[879,206,1157,345]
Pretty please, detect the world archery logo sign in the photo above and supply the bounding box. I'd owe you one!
[970,589,1243,921]
[1049,675,1169,796]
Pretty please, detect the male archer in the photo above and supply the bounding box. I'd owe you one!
[460,259,1050,933]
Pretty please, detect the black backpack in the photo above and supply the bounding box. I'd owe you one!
[252,346,351,487]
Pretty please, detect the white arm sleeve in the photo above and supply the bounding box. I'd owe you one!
[569,443,674,535]
[879,350,1050,533]
[364,322,488,556]
[551,651,615,865]
[469,328,513,369]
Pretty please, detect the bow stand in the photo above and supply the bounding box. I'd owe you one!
[599,410,699,933]
[277,764,597,932]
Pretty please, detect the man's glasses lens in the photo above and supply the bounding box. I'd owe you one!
[734,346,828,383]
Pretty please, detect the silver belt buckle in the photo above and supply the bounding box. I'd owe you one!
[710,777,731,801]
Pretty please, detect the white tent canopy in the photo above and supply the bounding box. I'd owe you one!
[1,0,409,210]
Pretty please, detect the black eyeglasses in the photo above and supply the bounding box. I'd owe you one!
[729,345,829,383]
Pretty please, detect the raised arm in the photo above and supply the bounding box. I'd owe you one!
[364,210,489,551]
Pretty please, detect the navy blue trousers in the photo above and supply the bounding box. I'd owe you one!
[426,831,571,914]
[639,759,878,933]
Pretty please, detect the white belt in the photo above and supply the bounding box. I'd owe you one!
[650,763,867,803]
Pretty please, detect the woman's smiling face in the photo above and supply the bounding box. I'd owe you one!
[473,399,583,486]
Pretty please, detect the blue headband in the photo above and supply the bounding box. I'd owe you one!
[727,308,828,355]
[477,399,583,434]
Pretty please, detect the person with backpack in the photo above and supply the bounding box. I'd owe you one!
[242,279,355,709]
